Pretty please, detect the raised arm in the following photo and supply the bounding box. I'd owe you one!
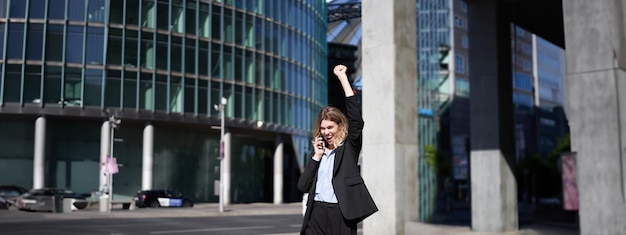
[333,65,354,97]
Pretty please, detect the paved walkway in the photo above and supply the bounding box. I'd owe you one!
[0,203,580,235]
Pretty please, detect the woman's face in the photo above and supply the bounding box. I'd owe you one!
[320,119,339,148]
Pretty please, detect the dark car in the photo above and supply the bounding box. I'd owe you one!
[0,185,28,209]
[134,189,193,208]
[15,188,90,212]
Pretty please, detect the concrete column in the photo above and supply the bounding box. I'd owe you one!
[223,132,232,205]
[273,138,284,204]
[33,116,46,189]
[99,120,111,213]
[467,0,517,232]
[563,1,626,234]
[142,122,154,190]
[361,0,418,234]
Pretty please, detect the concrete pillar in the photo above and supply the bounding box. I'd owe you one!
[273,138,284,204]
[223,132,232,206]
[99,121,111,213]
[33,116,46,189]
[142,122,154,190]
[361,0,418,234]
[563,1,626,234]
[467,0,517,232]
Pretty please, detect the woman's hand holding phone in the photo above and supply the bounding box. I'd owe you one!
[312,135,325,161]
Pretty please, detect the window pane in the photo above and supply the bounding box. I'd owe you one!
[156,1,168,30]
[7,23,24,59]
[48,0,66,20]
[124,30,138,67]
[186,1,196,35]
[84,69,103,107]
[0,23,5,56]
[142,0,156,28]
[104,69,121,108]
[26,23,44,60]
[141,31,154,69]
[172,2,183,33]
[68,0,85,21]
[4,64,22,103]
[125,1,139,25]
[24,65,42,104]
[64,67,82,106]
[0,0,7,18]
[169,76,183,113]
[106,28,122,65]
[9,0,26,18]
[155,74,167,110]
[86,27,104,65]
[123,71,137,108]
[45,24,64,62]
[44,66,62,104]
[170,36,182,72]
[87,0,106,22]
[155,34,167,70]
[109,0,123,24]
[211,6,221,40]
[139,72,153,110]
[66,25,84,64]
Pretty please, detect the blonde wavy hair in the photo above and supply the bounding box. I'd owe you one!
[311,106,348,147]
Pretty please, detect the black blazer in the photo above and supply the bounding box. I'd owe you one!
[297,96,378,234]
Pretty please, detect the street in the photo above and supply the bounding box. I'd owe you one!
[2,214,303,235]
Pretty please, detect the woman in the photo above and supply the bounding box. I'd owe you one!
[297,64,378,235]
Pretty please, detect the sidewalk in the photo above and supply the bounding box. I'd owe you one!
[0,202,579,235]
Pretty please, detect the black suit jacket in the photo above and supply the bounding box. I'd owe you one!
[297,96,378,234]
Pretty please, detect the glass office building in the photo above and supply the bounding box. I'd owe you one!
[0,0,327,204]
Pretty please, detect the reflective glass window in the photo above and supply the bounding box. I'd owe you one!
[198,3,210,38]
[170,35,182,71]
[87,0,106,22]
[84,69,103,107]
[9,0,25,18]
[198,40,208,75]
[48,0,66,20]
[106,28,122,65]
[28,0,46,19]
[26,23,44,61]
[184,77,195,113]
[211,6,221,40]
[66,25,85,64]
[24,65,42,104]
[142,0,156,28]
[124,30,139,68]
[45,24,64,62]
[109,0,123,24]
[44,66,62,104]
[186,1,196,35]
[139,72,153,110]
[170,76,183,113]
[0,0,7,18]
[123,70,137,108]
[156,1,168,30]
[7,23,24,60]
[64,67,82,106]
[223,9,233,43]
[155,74,167,110]
[0,23,4,57]
[86,27,104,65]
[185,38,195,73]
[4,64,21,102]
[141,31,154,69]
[172,1,184,33]
[155,33,167,70]
[68,0,85,21]
[104,69,121,107]
[125,0,139,25]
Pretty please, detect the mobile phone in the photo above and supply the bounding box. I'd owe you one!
[318,134,327,148]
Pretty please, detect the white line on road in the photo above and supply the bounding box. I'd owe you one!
[150,226,274,234]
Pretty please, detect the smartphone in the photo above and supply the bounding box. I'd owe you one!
[318,134,327,148]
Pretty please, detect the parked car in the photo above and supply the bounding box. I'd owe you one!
[15,188,90,212]
[0,185,28,209]
[134,189,194,208]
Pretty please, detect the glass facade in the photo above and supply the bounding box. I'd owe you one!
[0,0,327,203]
[417,0,451,222]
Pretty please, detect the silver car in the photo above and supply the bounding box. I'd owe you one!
[15,188,89,212]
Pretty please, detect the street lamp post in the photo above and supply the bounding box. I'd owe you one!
[214,97,227,213]
[108,115,121,213]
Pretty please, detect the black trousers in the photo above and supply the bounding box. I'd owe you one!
[305,201,357,235]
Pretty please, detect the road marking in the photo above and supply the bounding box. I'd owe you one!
[150,226,273,234]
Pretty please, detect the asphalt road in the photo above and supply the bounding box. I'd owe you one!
[2,214,303,235]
